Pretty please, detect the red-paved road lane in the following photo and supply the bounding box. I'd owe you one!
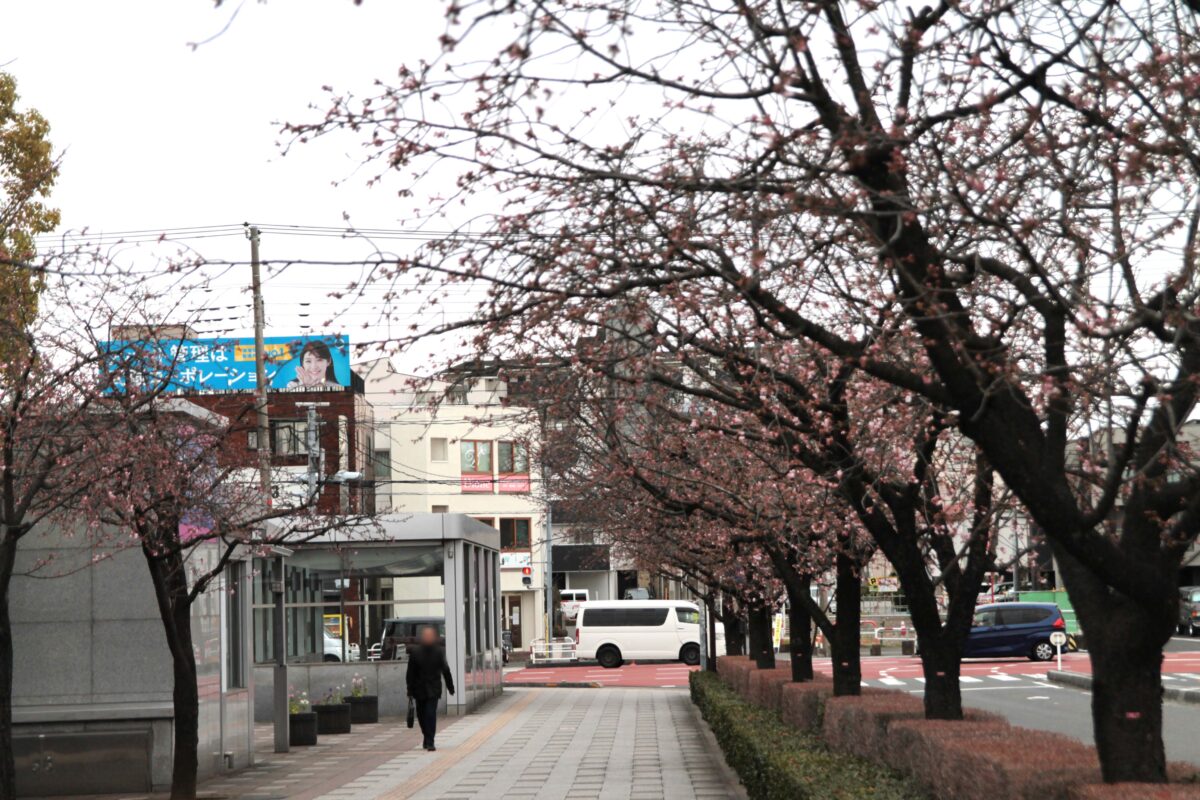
[505,661,699,687]
[852,650,1200,679]
[504,650,1200,689]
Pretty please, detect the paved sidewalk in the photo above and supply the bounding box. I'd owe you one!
[50,688,744,800]
[226,688,741,800]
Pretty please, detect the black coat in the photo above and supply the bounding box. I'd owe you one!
[406,644,455,701]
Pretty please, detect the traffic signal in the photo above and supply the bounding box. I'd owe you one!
[521,566,532,587]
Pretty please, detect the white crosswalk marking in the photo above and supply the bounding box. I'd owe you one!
[1173,673,1200,681]
[915,677,926,683]
[958,676,983,683]
[1028,673,1047,680]
[878,676,904,686]
[987,673,1020,682]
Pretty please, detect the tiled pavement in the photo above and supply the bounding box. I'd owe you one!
[63,688,745,800]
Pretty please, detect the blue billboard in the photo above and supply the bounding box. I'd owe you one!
[102,334,352,393]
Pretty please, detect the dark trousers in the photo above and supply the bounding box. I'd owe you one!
[415,697,439,747]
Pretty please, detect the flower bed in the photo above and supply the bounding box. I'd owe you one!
[690,671,923,800]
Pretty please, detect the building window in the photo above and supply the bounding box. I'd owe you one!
[499,518,531,550]
[225,562,246,689]
[432,505,449,513]
[446,386,469,405]
[498,441,529,474]
[373,449,391,483]
[431,437,449,462]
[272,420,308,456]
[460,440,492,473]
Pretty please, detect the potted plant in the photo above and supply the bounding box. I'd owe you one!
[347,674,379,724]
[288,687,318,746]
[313,684,352,735]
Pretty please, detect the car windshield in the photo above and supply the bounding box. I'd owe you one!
[1189,591,1200,602]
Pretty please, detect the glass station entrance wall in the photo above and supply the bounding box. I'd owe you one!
[250,513,502,720]
[251,544,447,665]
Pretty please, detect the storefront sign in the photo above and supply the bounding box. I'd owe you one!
[501,552,532,569]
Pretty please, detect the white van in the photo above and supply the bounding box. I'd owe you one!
[574,600,702,668]
[560,589,589,623]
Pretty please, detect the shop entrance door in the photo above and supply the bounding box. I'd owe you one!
[505,595,523,648]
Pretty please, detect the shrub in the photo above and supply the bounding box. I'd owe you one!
[924,729,1101,800]
[881,718,1011,777]
[690,671,924,800]
[748,667,794,710]
[717,655,755,694]
[780,679,835,733]
[823,692,928,758]
[1069,785,1200,800]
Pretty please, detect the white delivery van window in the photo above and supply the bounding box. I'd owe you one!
[675,607,700,625]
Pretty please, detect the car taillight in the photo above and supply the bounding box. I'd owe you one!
[1053,616,1065,629]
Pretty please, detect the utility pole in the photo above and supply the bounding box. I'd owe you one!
[247,224,288,754]
[249,225,271,505]
[296,402,329,505]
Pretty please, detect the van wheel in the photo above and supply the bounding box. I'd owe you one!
[324,654,340,663]
[680,644,700,666]
[597,645,623,669]
[1030,641,1055,662]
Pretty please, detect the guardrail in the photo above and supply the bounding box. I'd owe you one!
[873,626,917,643]
[529,637,578,664]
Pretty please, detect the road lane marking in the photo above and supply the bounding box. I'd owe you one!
[878,676,905,686]
[987,674,1020,682]
[959,676,983,683]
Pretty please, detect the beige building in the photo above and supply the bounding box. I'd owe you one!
[357,358,549,648]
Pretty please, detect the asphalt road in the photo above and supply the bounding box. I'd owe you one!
[1166,634,1200,653]
[957,677,1200,767]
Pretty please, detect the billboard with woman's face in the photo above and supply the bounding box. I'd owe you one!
[102,334,351,393]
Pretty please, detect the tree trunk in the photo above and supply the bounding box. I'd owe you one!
[0,535,16,800]
[143,545,201,800]
[747,604,775,669]
[721,596,744,656]
[1089,636,1166,782]
[917,635,963,720]
[1060,551,1170,784]
[831,552,862,696]
[784,579,813,682]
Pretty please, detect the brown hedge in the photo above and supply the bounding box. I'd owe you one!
[747,667,794,711]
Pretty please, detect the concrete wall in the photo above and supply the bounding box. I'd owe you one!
[10,532,254,793]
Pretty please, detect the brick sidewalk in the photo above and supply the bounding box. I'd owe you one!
[45,688,745,800]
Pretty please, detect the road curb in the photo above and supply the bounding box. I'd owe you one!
[504,681,604,688]
[1047,670,1200,705]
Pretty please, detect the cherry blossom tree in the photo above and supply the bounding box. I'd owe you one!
[292,0,1200,780]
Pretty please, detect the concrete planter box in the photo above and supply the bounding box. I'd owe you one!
[348,695,379,724]
[289,712,318,746]
[313,703,351,735]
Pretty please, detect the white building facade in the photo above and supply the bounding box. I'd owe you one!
[358,358,549,649]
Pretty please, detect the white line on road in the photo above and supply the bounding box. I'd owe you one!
[986,674,1021,682]
[878,676,905,686]
[958,676,983,683]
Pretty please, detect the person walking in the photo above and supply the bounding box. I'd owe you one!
[406,625,455,751]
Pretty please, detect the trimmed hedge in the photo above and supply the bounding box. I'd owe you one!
[1069,785,1200,800]
[747,667,794,711]
[780,678,835,733]
[823,692,1005,762]
[690,670,925,800]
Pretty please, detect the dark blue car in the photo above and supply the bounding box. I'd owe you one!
[965,602,1066,661]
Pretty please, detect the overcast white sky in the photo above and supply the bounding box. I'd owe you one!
[1,1,473,369]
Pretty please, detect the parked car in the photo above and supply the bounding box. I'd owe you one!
[380,617,445,660]
[575,600,702,668]
[1179,586,1200,636]
[966,602,1067,661]
[560,589,589,622]
[622,587,652,600]
[323,631,361,662]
